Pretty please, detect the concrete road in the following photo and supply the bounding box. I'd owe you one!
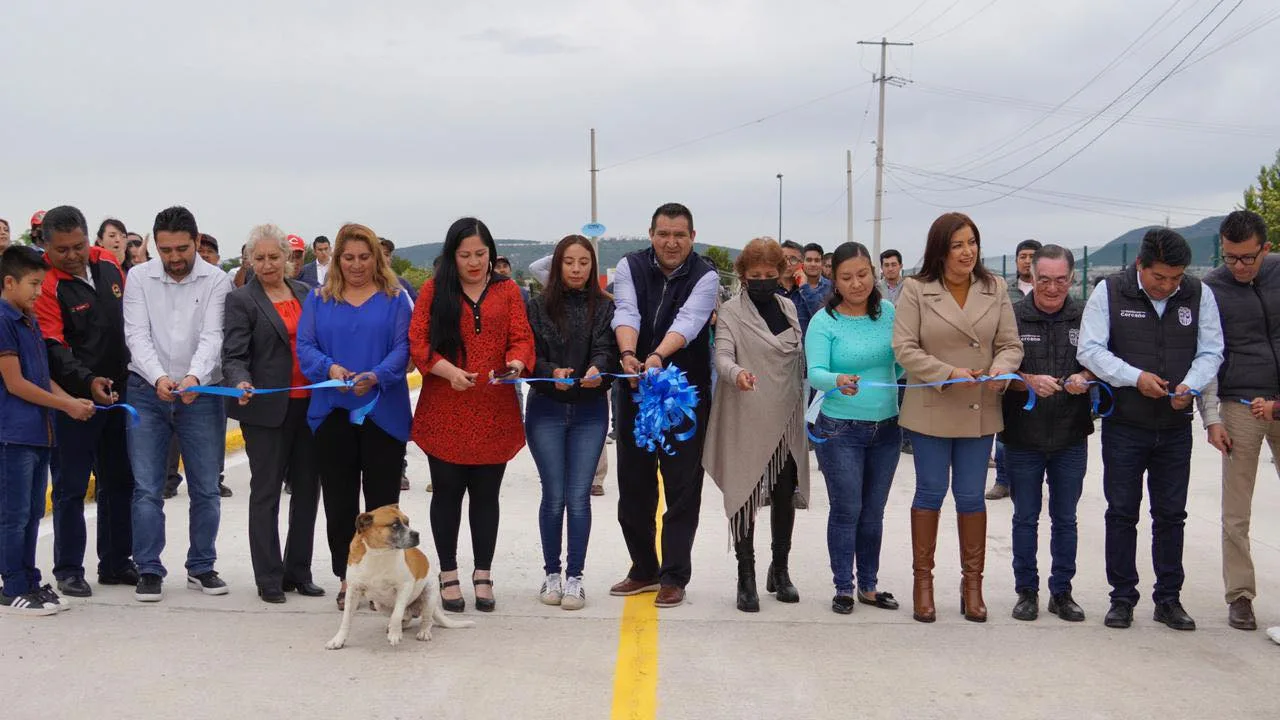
[6,414,1280,720]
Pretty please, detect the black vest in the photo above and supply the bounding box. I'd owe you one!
[626,248,716,389]
[1203,257,1280,402]
[999,295,1094,453]
[1106,266,1201,429]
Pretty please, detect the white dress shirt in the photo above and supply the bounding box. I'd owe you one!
[1077,272,1224,391]
[124,256,232,386]
[316,260,330,285]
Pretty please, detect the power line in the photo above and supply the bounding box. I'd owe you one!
[906,0,963,38]
[934,0,1186,176]
[959,0,1245,208]
[879,0,932,36]
[598,81,871,172]
[914,0,1002,43]
[928,0,1233,191]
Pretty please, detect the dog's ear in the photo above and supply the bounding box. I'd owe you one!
[355,512,374,532]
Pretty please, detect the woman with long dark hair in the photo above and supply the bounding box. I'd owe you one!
[525,235,616,611]
[95,219,129,265]
[805,242,902,615]
[410,217,535,613]
[892,212,1022,623]
[297,222,412,611]
[704,237,809,613]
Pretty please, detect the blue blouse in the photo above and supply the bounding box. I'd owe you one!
[297,289,412,442]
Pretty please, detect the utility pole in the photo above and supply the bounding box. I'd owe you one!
[776,173,783,242]
[590,128,598,227]
[846,149,854,244]
[857,36,912,258]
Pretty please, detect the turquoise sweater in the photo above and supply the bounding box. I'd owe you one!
[805,300,900,421]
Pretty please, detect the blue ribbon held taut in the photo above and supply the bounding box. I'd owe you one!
[175,378,378,425]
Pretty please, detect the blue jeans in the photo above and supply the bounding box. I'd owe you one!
[994,439,1008,488]
[1101,420,1191,605]
[1006,443,1087,595]
[908,431,993,513]
[0,444,50,597]
[526,393,608,578]
[127,375,225,578]
[813,414,901,595]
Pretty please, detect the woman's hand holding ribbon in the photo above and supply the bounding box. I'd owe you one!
[329,364,353,391]
[552,367,574,391]
[352,372,378,397]
[449,367,477,392]
[580,366,603,389]
[735,370,757,392]
[836,374,860,397]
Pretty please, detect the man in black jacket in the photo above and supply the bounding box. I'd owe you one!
[34,205,138,597]
[1196,210,1280,631]
[608,203,718,608]
[1000,245,1094,623]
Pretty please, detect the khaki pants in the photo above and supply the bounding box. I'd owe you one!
[1220,401,1280,603]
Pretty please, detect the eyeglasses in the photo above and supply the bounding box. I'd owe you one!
[1223,251,1263,266]
[1034,276,1072,288]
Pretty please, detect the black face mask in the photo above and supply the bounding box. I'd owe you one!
[745,277,779,301]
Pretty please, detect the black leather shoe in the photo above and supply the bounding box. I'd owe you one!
[99,566,140,586]
[473,574,495,612]
[736,567,759,613]
[1012,589,1038,621]
[439,579,465,612]
[765,563,800,603]
[1153,601,1196,631]
[57,577,93,598]
[258,587,286,604]
[832,594,855,615]
[1048,592,1085,622]
[283,580,326,597]
[1104,600,1133,629]
[1228,598,1257,631]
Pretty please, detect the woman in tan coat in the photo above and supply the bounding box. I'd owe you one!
[892,212,1023,624]
[704,238,809,613]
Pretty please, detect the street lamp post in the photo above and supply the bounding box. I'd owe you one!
[776,173,783,242]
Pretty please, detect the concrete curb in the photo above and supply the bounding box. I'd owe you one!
[45,371,424,513]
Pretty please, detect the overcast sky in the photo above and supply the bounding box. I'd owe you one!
[2,0,1274,265]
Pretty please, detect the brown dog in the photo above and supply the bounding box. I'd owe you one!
[325,505,474,649]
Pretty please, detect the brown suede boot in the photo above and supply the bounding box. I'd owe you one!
[910,508,940,623]
[958,511,988,622]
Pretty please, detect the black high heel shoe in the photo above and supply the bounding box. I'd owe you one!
[473,572,495,613]
[440,578,465,613]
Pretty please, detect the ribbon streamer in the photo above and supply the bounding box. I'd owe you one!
[807,373,1030,444]
[94,403,141,426]
[631,366,700,455]
[175,378,378,425]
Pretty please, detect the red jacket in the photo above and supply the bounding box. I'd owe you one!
[34,246,130,398]
[410,276,535,465]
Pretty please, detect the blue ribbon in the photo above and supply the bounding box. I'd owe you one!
[631,366,700,455]
[175,378,378,425]
[489,372,641,386]
[807,373,1031,444]
[94,403,141,426]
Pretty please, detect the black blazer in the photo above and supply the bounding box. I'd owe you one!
[221,277,311,427]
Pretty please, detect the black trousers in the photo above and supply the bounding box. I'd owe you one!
[315,412,405,580]
[743,454,798,565]
[241,399,321,590]
[427,455,506,573]
[50,395,135,580]
[615,382,711,589]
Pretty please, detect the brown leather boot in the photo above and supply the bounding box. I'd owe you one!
[910,508,940,623]
[958,511,988,622]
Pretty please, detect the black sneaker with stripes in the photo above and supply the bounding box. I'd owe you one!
[0,591,59,616]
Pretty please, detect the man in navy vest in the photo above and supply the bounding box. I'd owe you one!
[608,203,718,608]
[1077,228,1223,631]
[1195,210,1280,632]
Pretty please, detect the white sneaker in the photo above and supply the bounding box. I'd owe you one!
[561,576,586,611]
[1267,626,1280,645]
[539,574,563,605]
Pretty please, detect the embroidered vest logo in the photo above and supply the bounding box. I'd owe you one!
[1119,309,1147,319]
[1019,334,1041,343]
[1177,306,1193,327]
[1068,328,1079,346]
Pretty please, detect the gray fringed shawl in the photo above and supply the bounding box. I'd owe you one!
[703,292,810,542]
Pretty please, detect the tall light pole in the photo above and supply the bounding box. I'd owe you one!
[856,36,912,258]
[776,173,783,242]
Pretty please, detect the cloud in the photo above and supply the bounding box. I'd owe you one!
[467,29,585,56]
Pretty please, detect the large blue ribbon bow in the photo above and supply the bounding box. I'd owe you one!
[632,365,700,456]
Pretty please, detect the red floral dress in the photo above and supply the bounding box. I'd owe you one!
[410,277,536,465]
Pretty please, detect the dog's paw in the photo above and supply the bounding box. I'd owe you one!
[387,629,403,646]
[325,636,346,650]
[416,627,433,642]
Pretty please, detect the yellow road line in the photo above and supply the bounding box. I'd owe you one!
[43,372,423,513]
[610,474,664,720]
